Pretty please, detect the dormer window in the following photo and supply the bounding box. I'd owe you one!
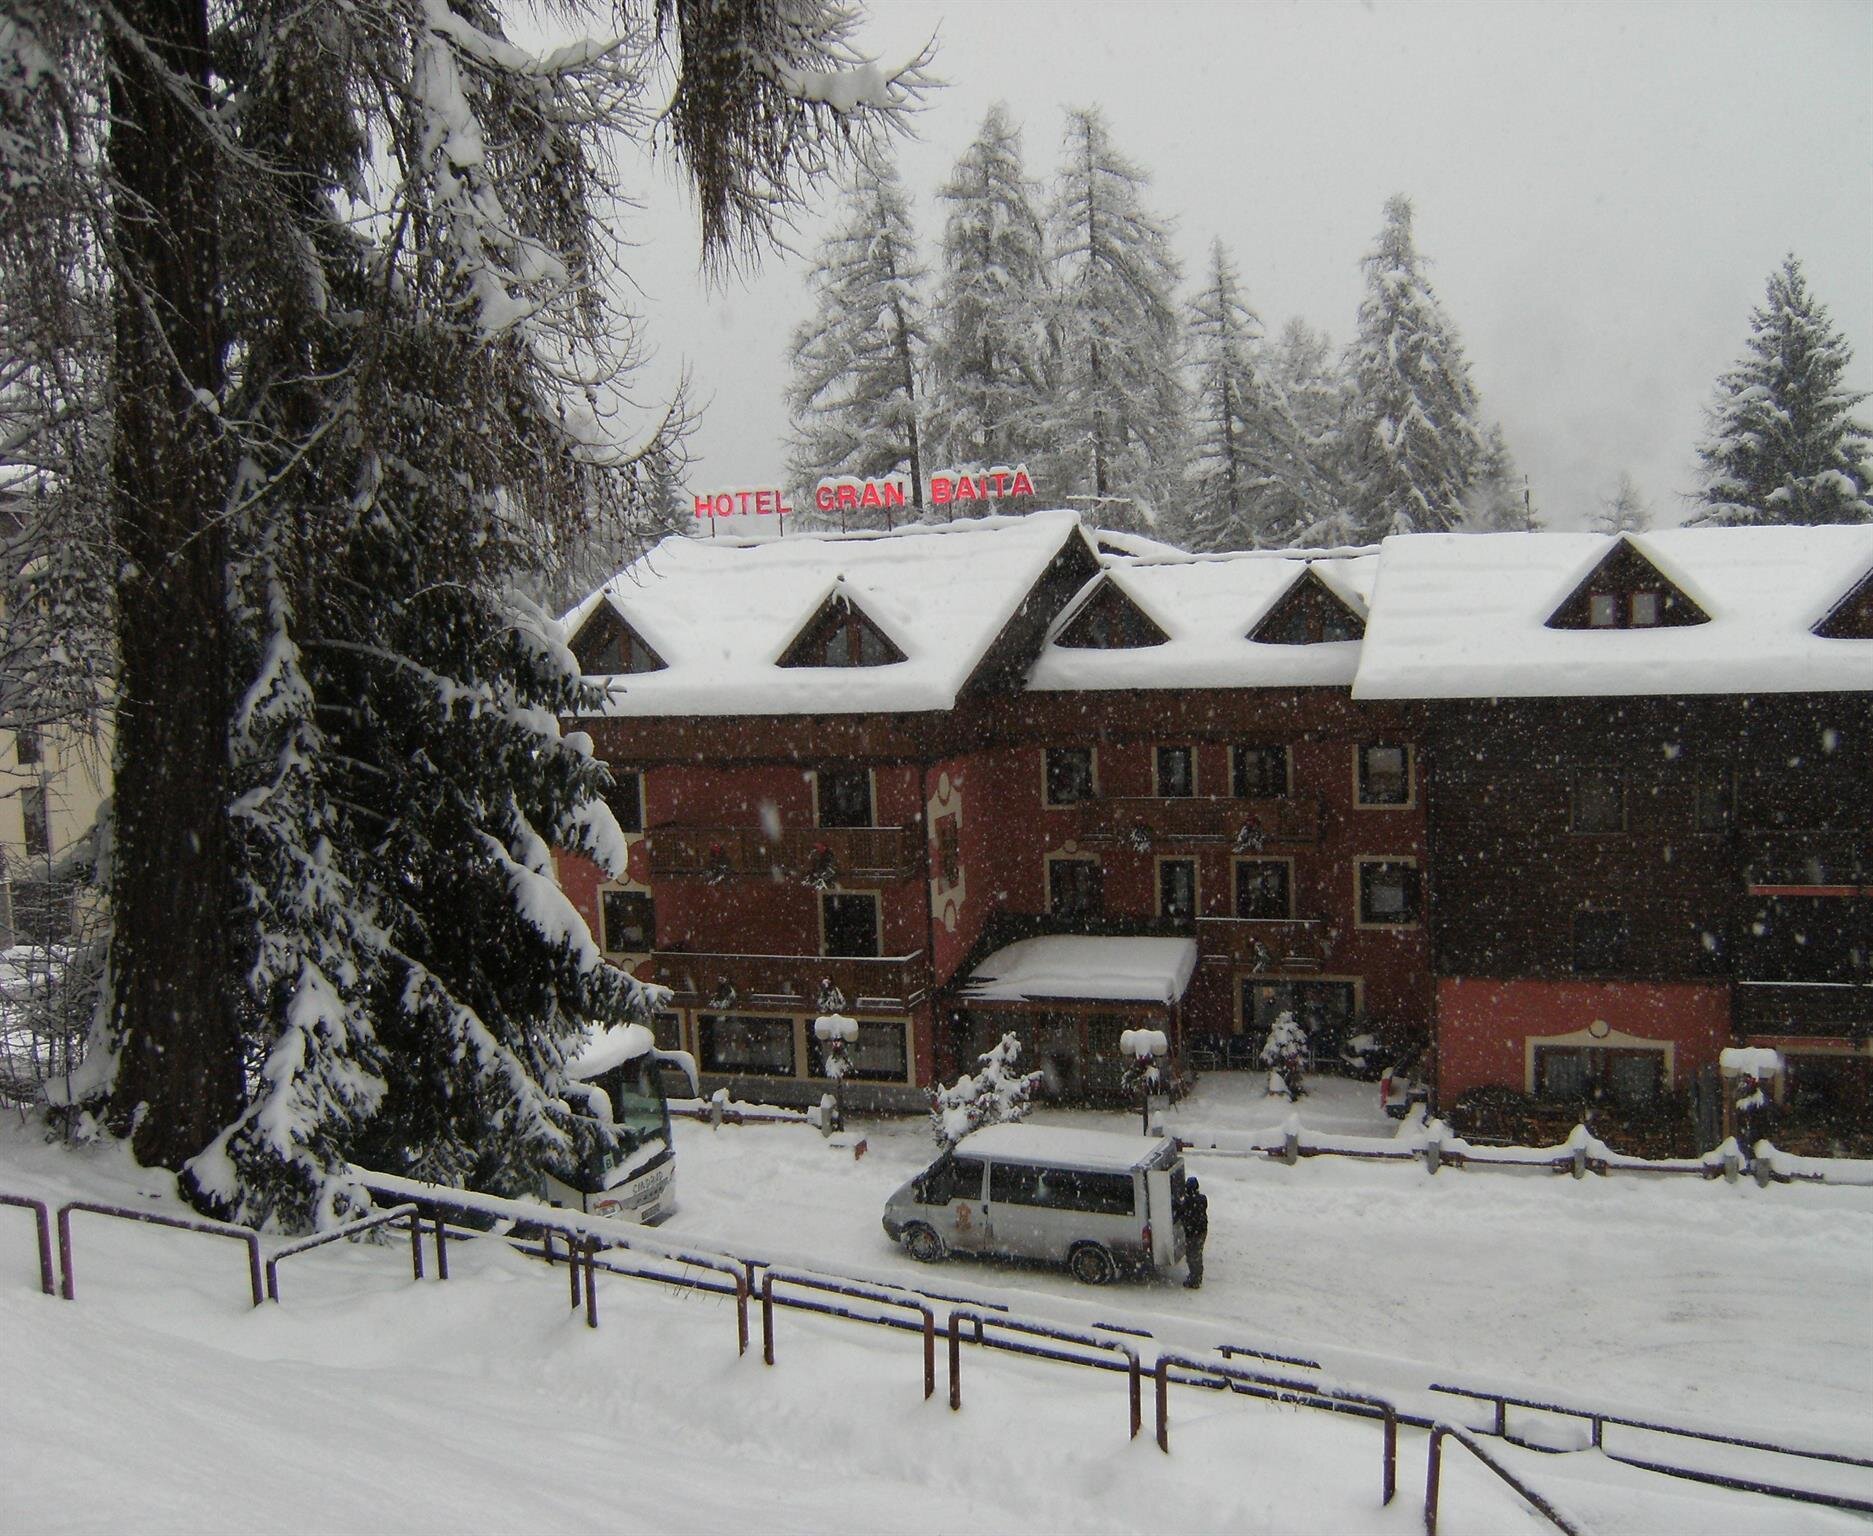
[1813,563,1873,639]
[1547,538,1708,631]
[778,591,907,669]
[1250,567,1366,645]
[572,608,666,675]
[1054,577,1169,649]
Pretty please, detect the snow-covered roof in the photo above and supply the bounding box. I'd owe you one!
[1353,526,1873,699]
[1027,548,1378,692]
[562,511,1093,716]
[961,936,1198,1005]
[566,1022,655,1081]
[955,1121,1174,1173]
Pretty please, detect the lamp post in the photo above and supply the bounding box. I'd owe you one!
[1120,1027,1169,1135]
[814,1011,859,1132]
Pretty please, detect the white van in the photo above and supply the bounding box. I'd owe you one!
[882,1123,1188,1285]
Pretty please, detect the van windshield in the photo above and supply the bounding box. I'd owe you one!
[921,1155,984,1205]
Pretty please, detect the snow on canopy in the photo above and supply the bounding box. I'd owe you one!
[560,511,1093,715]
[1029,547,1378,692]
[565,1021,656,1083]
[961,935,1197,1005]
[955,1120,1175,1172]
[1353,525,1873,700]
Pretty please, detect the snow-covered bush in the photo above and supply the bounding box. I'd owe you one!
[930,1032,1041,1147]
[1259,1009,1308,1102]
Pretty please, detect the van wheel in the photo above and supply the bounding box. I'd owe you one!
[1068,1243,1117,1286]
[904,1224,946,1263]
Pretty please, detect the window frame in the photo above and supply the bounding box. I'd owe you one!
[1156,856,1198,924]
[604,766,644,835]
[696,1013,798,1077]
[1533,1044,1663,1107]
[1570,770,1626,834]
[1046,852,1105,922]
[20,784,49,860]
[1232,743,1290,800]
[808,1017,912,1084]
[599,886,656,956]
[1153,744,1196,799]
[814,766,874,829]
[1232,856,1294,921]
[1355,857,1422,929]
[1693,767,1732,833]
[819,889,882,958]
[1042,745,1098,808]
[1355,743,1414,809]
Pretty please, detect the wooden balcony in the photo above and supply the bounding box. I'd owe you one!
[1196,916,1336,971]
[644,949,931,1013]
[1734,980,1873,1041]
[1075,794,1323,848]
[1740,831,1872,890]
[642,823,921,885]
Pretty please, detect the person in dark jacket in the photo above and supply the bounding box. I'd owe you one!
[1176,1177,1209,1290]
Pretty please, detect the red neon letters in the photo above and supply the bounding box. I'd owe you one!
[693,488,792,518]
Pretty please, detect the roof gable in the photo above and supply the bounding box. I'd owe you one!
[570,604,666,675]
[1813,561,1873,639]
[776,582,908,669]
[1249,567,1367,645]
[1054,574,1170,650]
[1544,537,1709,631]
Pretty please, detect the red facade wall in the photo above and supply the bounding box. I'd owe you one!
[1435,976,1733,1103]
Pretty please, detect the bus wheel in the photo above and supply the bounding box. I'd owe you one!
[904,1224,946,1263]
[1068,1243,1117,1286]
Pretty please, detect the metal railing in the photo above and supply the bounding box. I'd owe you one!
[759,1268,936,1399]
[1,1192,55,1296]
[56,1200,264,1307]
[264,1203,424,1303]
[1424,1423,1582,1535]
[1151,1351,1397,1506]
[948,1309,1142,1438]
[1428,1381,1873,1515]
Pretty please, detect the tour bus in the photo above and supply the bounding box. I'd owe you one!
[543,1022,699,1225]
[883,1123,1187,1285]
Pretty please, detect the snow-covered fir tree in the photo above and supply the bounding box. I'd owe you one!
[925,105,1056,478]
[1265,318,1359,545]
[8,0,926,1226]
[1691,255,1872,526]
[1462,422,1540,531]
[1342,195,1485,540]
[1178,241,1342,551]
[931,1033,1041,1147]
[786,151,931,525]
[1259,1009,1309,1102]
[1593,471,1652,535]
[1048,107,1187,530]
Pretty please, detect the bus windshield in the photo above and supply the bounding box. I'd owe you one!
[580,1055,673,1192]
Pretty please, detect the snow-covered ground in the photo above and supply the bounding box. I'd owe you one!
[3,1074,1870,1534]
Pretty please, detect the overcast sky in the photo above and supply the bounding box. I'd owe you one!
[619,0,1872,532]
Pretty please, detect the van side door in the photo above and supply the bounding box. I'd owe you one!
[932,1155,989,1254]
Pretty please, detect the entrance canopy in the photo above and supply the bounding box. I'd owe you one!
[960,936,1198,1006]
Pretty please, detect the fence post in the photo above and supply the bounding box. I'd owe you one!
[1425,1426,1445,1535]
[1282,1128,1300,1166]
[583,1238,598,1329]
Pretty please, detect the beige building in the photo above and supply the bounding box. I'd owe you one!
[1,720,108,945]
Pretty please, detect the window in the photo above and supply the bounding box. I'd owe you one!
[921,1155,985,1206]
[1048,856,1103,921]
[600,889,655,954]
[14,727,39,767]
[779,602,906,668]
[1243,980,1356,1044]
[604,767,644,834]
[1589,592,1620,628]
[20,785,48,860]
[575,617,665,675]
[650,1011,684,1053]
[810,1019,909,1082]
[821,892,880,957]
[1358,860,1421,926]
[1356,744,1411,807]
[1233,745,1290,799]
[816,768,873,828]
[1055,580,1169,649]
[1044,746,1096,806]
[1694,768,1731,832]
[1155,745,1195,798]
[935,816,961,887]
[697,1014,795,1075]
[1535,1046,1661,1106]
[1571,771,1624,833]
[1250,571,1365,645]
[1572,909,1629,974]
[1234,859,1292,920]
[1630,591,1661,627]
[1158,859,1197,924]
[988,1163,1135,1214]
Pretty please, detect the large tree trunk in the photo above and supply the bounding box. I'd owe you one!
[104,0,242,1175]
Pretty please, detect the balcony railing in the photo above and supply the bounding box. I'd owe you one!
[1075,795,1323,848]
[1196,916,1336,971]
[644,950,931,1013]
[643,824,920,885]
[1739,831,1873,890]
[1733,980,1873,1040]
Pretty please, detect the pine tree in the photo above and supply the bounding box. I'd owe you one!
[1343,195,1484,540]
[925,105,1056,480]
[1692,256,1872,526]
[9,0,927,1226]
[1266,318,1359,546]
[1593,472,1652,535]
[1179,242,1341,551]
[786,152,931,525]
[1049,107,1186,530]
[931,1033,1041,1147]
[1463,423,1541,532]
